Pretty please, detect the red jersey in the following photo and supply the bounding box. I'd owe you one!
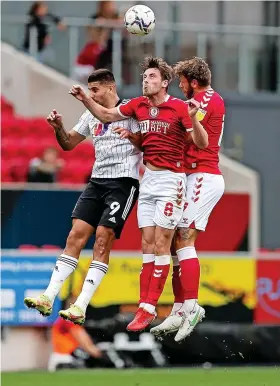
[184,88,225,175]
[117,96,192,173]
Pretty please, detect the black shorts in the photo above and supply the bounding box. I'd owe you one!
[72,177,139,239]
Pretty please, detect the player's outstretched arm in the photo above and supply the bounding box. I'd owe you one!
[47,109,85,150]
[69,85,122,123]
[188,99,209,149]
[69,326,103,359]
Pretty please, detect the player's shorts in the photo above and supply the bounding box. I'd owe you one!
[137,168,187,230]
[72,177,139,239]
[178,172,225,231]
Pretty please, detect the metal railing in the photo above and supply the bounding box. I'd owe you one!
[2,15,280,93]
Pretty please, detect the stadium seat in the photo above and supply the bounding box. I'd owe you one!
[10,157,29,182]
[18,244,39,250]
[29,118,53,137]
[1,163,13,182]
[1,96,14,115]
[1,116,18,137]
[41,244,61,250]
[1,138,20,159]
[1,98,94,184]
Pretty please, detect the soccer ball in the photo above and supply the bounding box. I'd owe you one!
[124,5,155,36]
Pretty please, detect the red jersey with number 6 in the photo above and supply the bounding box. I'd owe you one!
[185,88,225,175]
[117,95,192,173]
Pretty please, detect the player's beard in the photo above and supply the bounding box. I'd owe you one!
[186,85,194,99]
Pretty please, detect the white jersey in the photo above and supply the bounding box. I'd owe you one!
[73,108,142,179]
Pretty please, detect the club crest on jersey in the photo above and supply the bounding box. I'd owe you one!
[149,107,159,118]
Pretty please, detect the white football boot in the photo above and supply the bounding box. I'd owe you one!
[150,312,183,337]
[174,304,205,342]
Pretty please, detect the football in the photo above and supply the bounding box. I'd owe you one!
[124,5,155,36]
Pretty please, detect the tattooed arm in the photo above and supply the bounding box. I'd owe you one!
[47,109,85,150]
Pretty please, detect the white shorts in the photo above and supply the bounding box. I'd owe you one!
[178,173,225,231]
[138,168,187,230]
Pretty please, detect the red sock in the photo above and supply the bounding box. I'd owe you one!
[177,247,200,299]
[145,255,170,306]
[139,254,155,305]
[172,255,184,303]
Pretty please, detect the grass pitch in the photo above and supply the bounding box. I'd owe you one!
[2,367,279,386]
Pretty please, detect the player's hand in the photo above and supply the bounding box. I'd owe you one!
[187,98,201,118]
[69,85,87,102]
[47,109,63,130]
[91,347,103,359]
[113,127,130,139]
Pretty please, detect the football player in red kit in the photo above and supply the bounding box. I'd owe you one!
[150,57,225,341]
[69,57,208,332]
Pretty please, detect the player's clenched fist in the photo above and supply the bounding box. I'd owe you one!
[187,98,201,118]
[47,109,63,129]
[69,85,87,101]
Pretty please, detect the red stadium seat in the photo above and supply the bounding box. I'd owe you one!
[1,115,18,137]
[58,160,90,184]
[1,99,94,184]
[1,162,13,182]
[18,244,39,250]
[13,118,33,136]
[1,96,14,115]
[41,244,61,250]
[76,141,95,160]
[29,118,53,137]
[1,138,21,159]
[10,157,29,182]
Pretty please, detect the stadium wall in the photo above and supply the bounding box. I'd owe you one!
[1,181,255,252]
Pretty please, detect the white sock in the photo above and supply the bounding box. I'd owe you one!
[44,254,78,304]
[183,299,198,313]
[171,302,183,314]
[75,261,108,313]
[144,303,156,314]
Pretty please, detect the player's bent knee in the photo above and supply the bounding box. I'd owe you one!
[154,234,173,256]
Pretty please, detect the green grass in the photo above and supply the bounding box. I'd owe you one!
[2,368,280,386]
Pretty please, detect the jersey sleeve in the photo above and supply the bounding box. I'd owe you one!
[73,110,91,137]
[117,98,139,118]
[180,101,193,132]
[128,118,141,134]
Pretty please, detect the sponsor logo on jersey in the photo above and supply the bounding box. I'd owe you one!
[139,120,170,134]
[108,217,116,223]
[93,122,110,136]
[149,106,159,118]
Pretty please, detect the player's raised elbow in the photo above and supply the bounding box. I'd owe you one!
[197,137,209,149]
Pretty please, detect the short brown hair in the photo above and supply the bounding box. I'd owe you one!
[140,56,173,84]
[173,57,211,87]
